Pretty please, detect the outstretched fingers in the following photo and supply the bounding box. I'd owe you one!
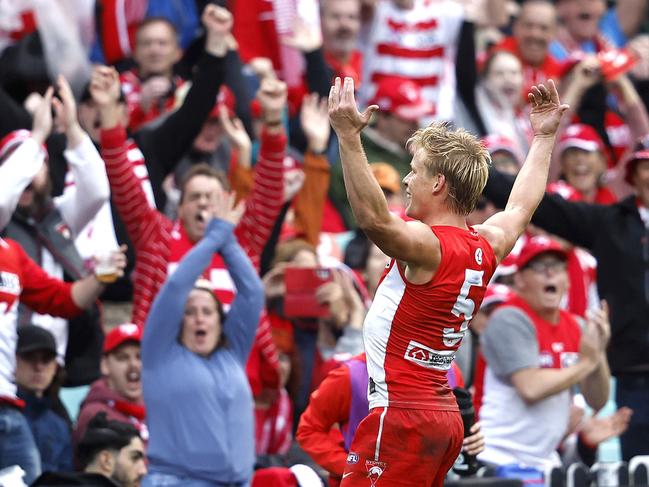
[547,79,560,105]
[329,77,341,112]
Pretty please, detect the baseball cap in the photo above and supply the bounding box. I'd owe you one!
[208,85,236,119]
[370,77,434,121]
[17,325,57,356]
[516,236,568,271]
[481,134,523,165]
[370,162,401,194]
[558,124,605,155]
[482,283,515,308]
[103,323,142,354]
[624,135,649,184]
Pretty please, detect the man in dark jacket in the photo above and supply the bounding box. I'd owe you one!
[483,138,649,460]
[15,325,72,473]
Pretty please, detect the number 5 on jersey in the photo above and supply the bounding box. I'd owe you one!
[443,269,484,347]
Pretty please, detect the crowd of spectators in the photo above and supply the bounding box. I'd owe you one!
[0,0,648,485]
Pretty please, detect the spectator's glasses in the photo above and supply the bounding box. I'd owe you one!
[524,259,567,274]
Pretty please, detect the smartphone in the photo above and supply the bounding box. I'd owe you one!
[283,267,333,318]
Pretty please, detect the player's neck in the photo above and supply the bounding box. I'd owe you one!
[421,209,468,229]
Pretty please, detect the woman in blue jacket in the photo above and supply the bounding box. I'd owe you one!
[142,193,264,487]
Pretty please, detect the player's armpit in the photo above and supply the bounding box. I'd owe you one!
[473,221,510,264]
[363,216,441,270]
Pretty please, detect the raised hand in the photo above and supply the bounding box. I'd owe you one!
[328,77,378,139]
[281,18,322,53]
[528,79,569,138]
[31,87,54,144]
[203,4,233,57]
[219,104,252,168]
[248,57,277,81]
[139,76,172,112]
[587,300,611,352]
[209,190,246,227]
[90,66,121,108]
[257,78,288,125]
[52,75,86,147]
[301,93,330,153]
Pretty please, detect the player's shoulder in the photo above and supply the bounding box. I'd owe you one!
[472,224,504,255]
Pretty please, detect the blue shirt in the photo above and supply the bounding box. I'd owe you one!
[142,219,264,484]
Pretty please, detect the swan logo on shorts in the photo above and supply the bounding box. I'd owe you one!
[365,460,387,486]
[404,340,455,370]
[475,248,483,266]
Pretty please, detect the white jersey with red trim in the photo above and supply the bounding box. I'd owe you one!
[364,225,497,410]
[361,0,465,121]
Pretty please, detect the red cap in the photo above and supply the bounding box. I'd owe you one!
[558,124,605,155]
[208,85,236,119]
[370,77,434,121]
[103,323,142,354]
[0,129,47,163]
[624,135,649,184]
[251,467,298,487]
[481,134,523,165]
[516,235,568,270]
[482,283,515,308]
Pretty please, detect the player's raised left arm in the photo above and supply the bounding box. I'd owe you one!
[329,77,439,268]
[479,80,569,262]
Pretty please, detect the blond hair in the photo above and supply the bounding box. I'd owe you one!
[407,122,491,215]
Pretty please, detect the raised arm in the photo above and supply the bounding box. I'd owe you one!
[235,79,288,267]
[294,93,331,246]
[0,90,53,230]
[93,66,168,250]
[141,5,231,182]
[328,77,439,268]
[478,80,569,262]
[143,214,238,362]
[219,225,264,364]
[52,76,110,236]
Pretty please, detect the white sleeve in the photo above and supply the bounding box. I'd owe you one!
[0,138,45,231]
[54,133,110,237]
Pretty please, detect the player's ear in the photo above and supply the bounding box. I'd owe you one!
[431,173,446,195]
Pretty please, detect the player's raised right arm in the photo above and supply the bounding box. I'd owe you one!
[329,77,439,268]
[479,80,568,262]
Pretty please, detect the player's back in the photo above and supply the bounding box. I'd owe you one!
[364,225,497,410]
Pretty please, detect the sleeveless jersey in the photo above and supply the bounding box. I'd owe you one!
[364,225,497,410]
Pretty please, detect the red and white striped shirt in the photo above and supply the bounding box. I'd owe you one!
[361,0,465,121]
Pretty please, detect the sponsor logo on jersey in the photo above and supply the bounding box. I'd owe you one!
[365,460,387,486]
[0,272,20,295]
[539,352,554,368]
[404,340,455,370]
[369,377,377,395]
[560,352,579,368]
[347,452,359,464]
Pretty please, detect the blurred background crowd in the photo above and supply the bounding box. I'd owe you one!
[1,0,649,485]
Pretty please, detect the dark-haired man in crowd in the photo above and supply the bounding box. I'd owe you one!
[33,412,146,487]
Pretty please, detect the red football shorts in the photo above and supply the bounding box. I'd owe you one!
[340,407,463,487]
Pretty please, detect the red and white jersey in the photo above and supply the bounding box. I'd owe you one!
[361,0,465,121]
[364,226,497,410]
[0,238,80,398]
